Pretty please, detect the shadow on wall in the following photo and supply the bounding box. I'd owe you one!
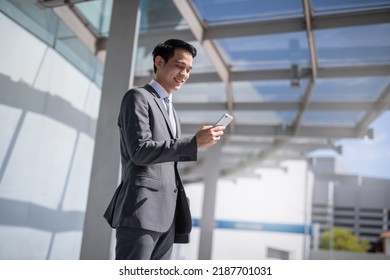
[0,73,97,259]
[0,198,85,258]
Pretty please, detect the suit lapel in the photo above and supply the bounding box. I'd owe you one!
[172,105,180,137]
[142,84,176,138]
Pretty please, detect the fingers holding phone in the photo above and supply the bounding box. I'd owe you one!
[195,113,233,148]
[195,125,224,148]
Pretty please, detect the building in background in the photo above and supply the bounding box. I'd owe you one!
[174,160,313,260]
[309,157,390,259]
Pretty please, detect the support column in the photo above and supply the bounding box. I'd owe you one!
[198,142,223,260]
[80,0,141,259]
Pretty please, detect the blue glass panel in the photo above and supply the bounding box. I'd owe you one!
[302,111,365,126]
[56,21,103,84]
[0,0,57,45]
[234,111,297,125]
[1,0,104,86]
[311,77,389,102]
[315,24,390,67]
[233,80,307,102]
[175,82,227,103]
[217,32,310,70]
[193,0,302,24]
[140,0,187,32]
[311,0,390,14]
[75,0,113,36]
[76,0,187,34]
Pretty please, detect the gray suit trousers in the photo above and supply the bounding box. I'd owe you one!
[115,219,175,260]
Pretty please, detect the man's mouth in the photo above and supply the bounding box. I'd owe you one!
[174,78,184,85]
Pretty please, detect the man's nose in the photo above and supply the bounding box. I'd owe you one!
[178,70,187,78]
[179,68,186,75]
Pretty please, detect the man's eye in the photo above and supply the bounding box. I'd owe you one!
[176,64,191,73]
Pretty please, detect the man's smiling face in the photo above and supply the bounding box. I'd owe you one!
[154,48,193,94]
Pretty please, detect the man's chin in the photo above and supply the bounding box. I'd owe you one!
[173,85,182,91]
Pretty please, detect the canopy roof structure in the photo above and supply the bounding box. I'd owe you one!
[39,0,390,182]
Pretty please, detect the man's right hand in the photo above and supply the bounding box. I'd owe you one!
[195,125,225,148]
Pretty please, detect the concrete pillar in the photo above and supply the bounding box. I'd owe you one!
[80,0,141,259]
[198,142,222,260]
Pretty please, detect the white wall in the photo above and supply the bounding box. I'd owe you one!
[0,12,101,259]
[175,160,313,260]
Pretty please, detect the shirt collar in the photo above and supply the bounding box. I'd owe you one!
[149,79,171,102]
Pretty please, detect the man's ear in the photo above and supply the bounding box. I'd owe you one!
[155,56,164,70]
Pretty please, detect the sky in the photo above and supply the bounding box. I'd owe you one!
[311,111,390,179]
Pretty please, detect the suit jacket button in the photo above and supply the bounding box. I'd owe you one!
[174,189,178,193]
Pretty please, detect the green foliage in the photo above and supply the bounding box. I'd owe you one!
[320,227,370,252]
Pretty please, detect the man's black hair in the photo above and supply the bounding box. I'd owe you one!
[152,39,197,74]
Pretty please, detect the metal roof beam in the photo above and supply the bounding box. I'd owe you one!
[355,82,390,137]
[52,4,389,71]
[225,141,341,154]
[203,8,390,40]
[293,0,318,134]
[134,71,220,85]
[94,29,195,52]
[216,152,306,164]
[37,0,90,8]
[304,0,319,79]
[134,64,390,84]
[314,8,390,30]
[318,65,390,78]
[172,0,236,131]
[139,29,195,46]
[174,101,382,111]
[98,6,390,51]
[172,0,230,83]
[231,65,390,81]
[220,139,288,177]
[53,6,105,62]
[205,17,304,39]
[293,76,315,134]
[182,124,372,139]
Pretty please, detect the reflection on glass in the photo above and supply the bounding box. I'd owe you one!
[0,0,104,86]
[75,0,113,36]
[302,111,365,126]
[140,0,186,31]
[311,0,390,14]
[216,33,310,70]
[311,77,389,102]
[234,111,296,125]
[193,0,302,24]
[175,82,227,103]
[315,24,390,67]
[233,80,307,102]
[1,0,57,45]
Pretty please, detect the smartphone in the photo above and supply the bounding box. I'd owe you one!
[215,113,234,127]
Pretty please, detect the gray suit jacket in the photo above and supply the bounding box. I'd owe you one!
[104,84,197,241]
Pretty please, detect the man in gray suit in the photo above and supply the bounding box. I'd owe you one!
[104,39,225,260]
